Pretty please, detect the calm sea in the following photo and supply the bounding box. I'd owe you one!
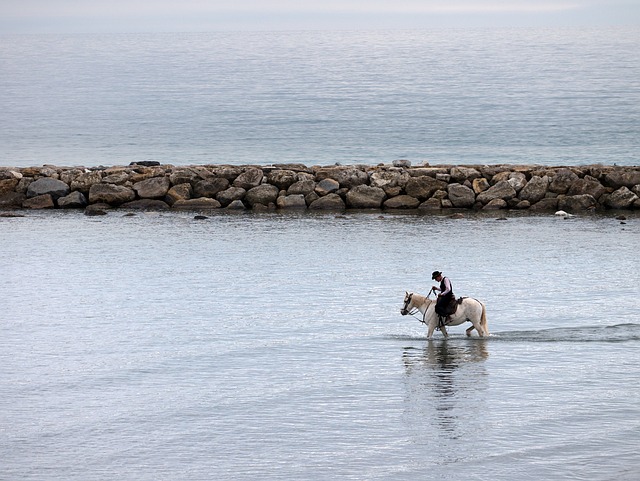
[1,210,639,480]
[1,27,639,167]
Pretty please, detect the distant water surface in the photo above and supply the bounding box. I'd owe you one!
[1,27,639,167]
[1,211,639,480]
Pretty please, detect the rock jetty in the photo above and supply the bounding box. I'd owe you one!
[1,161,639,213]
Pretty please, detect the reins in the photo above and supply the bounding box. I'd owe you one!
[404,288,436,325]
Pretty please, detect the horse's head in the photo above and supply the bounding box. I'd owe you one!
[400,291,414,316]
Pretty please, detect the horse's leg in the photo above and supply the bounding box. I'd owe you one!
[466,325,475,337]
[440,325,449,338]
[426,320,437,339]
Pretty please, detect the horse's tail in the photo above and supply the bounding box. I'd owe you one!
[480,302,489,336]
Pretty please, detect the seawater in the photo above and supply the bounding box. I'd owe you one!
[1,211,639,480]
[1,27,639,167]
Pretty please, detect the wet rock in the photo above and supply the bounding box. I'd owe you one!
[23,194,55,209]
[383,195,420,209]
[515,200,531,209]
[276,194,307,209]
[603,186,639,209]
[287,179,316,196]
[405,176,448,201]
[476,180,516,204]
[447,183,476,208]
[557,194,597,212]
[133,176,170,199]
[193,178,230,198]
[84,204,108,216]
[309,193,345,210]
[0,192,26,208]
[26,178,70,200]
[88,184,136,205]
[233,167,264,190]
[245,184,279,208]
[165,183,193,205]
[346,185,386,208]
[226,200,246,210]
[567,176,607,200]
[418,198,442,210]
[519,175,549,204]
[121,199,170,210]
[57,191,88,208]
[529,198,559,211]
[315,178,340,196]
[482,198,507,210]
[172,198,222,209]
[216,187,246,207]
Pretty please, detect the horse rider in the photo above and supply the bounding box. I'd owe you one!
[431,271,454,320]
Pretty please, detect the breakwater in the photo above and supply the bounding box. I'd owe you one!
[1,162,639,214]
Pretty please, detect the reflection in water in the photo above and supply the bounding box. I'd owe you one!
[402,340,489,447]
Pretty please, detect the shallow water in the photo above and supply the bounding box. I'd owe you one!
[1,211,639,480]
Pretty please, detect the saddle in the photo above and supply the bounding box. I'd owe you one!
[438,297,465,327]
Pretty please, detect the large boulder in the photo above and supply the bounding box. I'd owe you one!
[472,177,490,194]
[23,194,55,209]
[26,178,69,200]
[450,167,481,184]
[70,171,103,193]
[193,178,229,198]
[267,170,297,190]
[519,176,549,203]
[405,176,448,201]
[276,194,307,209]
[476,180,516,204]
[233,168,263,190]
[383,195,420,209]
[603,169,640,189]
[603,187,639,209]
[133,176,170,199]
[447,183,476,208]
[567,176,606,200]
[549,169,579,194]
[309,193,345,210]
[57,191,87,208]
[557,194,597,212]
[169,167,198,185]
[245,184,279,207]
[287,179,316,196]
[315,167,369,189]
[216,187,246,207]
[165,183,192,205]
[346,185,386,208]
[88,184,136,205]
[370,170,410,197]
[529,197,559,211]
[315,178,340,196]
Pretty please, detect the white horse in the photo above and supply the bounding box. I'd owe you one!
[400,291,489,338]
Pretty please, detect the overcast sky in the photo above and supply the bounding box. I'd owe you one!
[1,0,639,33]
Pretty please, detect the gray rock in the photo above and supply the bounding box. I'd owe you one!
[57,191,87,208]
[557,194,597,212]
[23,194,55,209]
[309,193,345,210]
[172,198,222,209]
[476,180,516,204]
[133,176,170,199]
[392,159,411,168]
[346,185,386,208]
[121,199,170,210]
[245,184,280,207]
[370,170,410,196]
[216,187,247,207]
[549,169,579,194]
[193,178,229,198]
[529,198,559,211]
[26,178,70,199]
[233,167,264,190]
[226,200,246,210]
[315,178,340,196]
[383,195,420,209]
[405,176,448,201]
[84,204,108,216]
[267,170,297,190]
[165,183,193,205]
[287,179,316,196]
[603,169,640,189]
[482,198,508,210]
[70,171,103,193]
[88,184,136,205]
[447,183,476,208]
[519,176,549,203]
[567,176,607,200]
[603,187,639,209]
[450,167,481,183]
[315,166,369,189]
[418,198,442,210]
[276,194,307,209]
